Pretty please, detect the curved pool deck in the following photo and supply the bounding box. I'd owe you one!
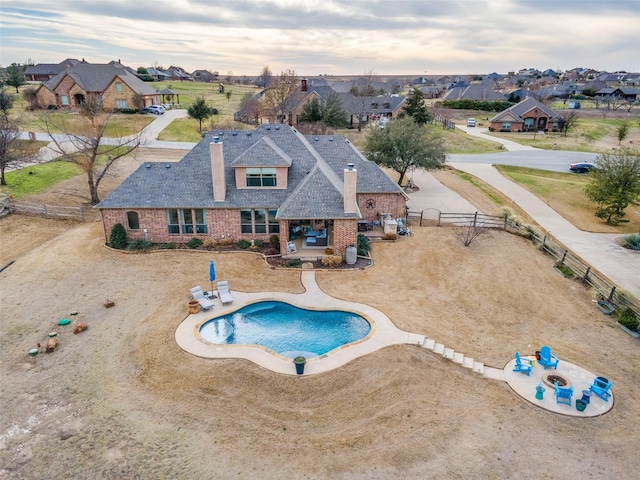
[175,271,425,375]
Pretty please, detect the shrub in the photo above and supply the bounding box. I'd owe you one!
[218,237,234,247]
[269,235,280,250]
[165,242,176,249]
[47,104,58,110]
[618,308,639,331]
[187,238,203,249]
[202,239,217,248]
[618,233,640,251]
[253,239,265,248]
[116,108,139,114]
[357,234,371,256]
[322,255,342,267]
[324,247,334,255]
[237,239,251,249]
[285,259,302,268]
[127,239,153,251]
[110,223,127,249]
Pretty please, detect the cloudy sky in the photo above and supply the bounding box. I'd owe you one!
[1,0,639,76]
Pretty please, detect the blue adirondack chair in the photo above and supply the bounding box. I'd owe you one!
[538,345,559,370]
[513,352,532,376]
[554,382,573,405]
[590,377,613,402]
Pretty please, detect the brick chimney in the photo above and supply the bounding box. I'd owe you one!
[210,137,226,201]
[301,78,307,92]
[343,163,357,214]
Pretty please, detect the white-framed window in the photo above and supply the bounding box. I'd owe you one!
[167,209,207,234]
[115,82,123,92]
[60,95,69,105]
[115,99,128,109]
[246,168,277,187]
[501,122,511,131]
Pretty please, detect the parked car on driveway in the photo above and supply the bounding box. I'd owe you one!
[467,118,476,127]
[144,105,165,115]
[569,162,595,173]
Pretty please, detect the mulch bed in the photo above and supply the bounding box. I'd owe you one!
[265,255,372,270]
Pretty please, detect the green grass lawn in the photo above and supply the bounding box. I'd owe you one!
[495,165,640,233]
[0,161,82,199]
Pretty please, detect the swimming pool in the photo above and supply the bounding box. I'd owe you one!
[199,301,371,358]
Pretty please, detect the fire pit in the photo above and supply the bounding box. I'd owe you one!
[541,373,571,389]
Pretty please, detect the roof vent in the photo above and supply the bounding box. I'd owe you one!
[314,137,319,141]
[165,164,171,168]
[218,132,224,136]
[347,163,354,170]
[266,126,271,130]
[146,163,152,168]
[232,132,238,136]
[329,137,334,141]
[275,126,280,130]
[246,131,252,136]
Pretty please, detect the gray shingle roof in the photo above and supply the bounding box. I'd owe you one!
[42,62,158,96]
[97,125,402,218]
[441,84,506,101]
[490,97,563,123]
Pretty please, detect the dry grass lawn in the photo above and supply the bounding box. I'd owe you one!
[1,214,639,478]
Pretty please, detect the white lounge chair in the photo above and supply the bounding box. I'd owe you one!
[190,286,215,310]
[217,281,233,305]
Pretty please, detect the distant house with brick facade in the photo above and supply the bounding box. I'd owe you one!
[489,97,565,133]
[34,61,159,110]
[97,124,407,257]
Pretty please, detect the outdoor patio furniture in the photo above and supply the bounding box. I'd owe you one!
[538,345,559,370]
[217,281,233,305]
[513,352,533,376]
[286,241,297,253]
[554,382,573,405]
[189,286,215,311]
[589,376,613,402]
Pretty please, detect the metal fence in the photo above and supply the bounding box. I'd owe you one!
[407,209,640,318]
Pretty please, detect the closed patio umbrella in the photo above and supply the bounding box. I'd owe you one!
[209,260,216,297]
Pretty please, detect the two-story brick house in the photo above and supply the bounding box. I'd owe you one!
[97,124,407,256]
[35,61,160,110]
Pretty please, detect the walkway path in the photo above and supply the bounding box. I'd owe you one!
[455,123,538,151]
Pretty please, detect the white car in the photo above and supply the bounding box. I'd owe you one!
[467,118,476,127]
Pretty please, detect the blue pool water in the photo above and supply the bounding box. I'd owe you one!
[199,301,371,358]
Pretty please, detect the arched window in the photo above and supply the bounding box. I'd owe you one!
[127,211,140,230]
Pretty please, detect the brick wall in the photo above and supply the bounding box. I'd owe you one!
[357,193,406,221]
[333,219,358,256]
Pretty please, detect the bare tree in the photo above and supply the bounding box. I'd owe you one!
[604,95,623,111]
[263,69,299,123]
[561,110,580,137]
[0,116,37,185]
[349,70,379,132]
[237,92,263,124]
[454,219,489,247]
[40,109,144,204]
[257,65,273,88]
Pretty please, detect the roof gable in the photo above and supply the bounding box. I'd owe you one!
[230,137,293,167]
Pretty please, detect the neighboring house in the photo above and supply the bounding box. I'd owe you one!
[24,58,83,82]
[96,125,407,257]
[146,67,170,82]
[192,69,218,83]
[595,87,640,101]
[441,83,506,101]
[165,66,193,81]
[489,97,565,133]
[416,86,443,99]
[35,61,160,110]
[284,83,405,128]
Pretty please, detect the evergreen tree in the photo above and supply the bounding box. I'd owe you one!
[401,87,431,125]
[187,97,212,132]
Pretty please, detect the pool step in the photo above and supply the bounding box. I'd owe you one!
[418,337,487,377]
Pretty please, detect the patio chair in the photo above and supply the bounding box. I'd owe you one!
[286,241,297,253]
[589,377,613,402]
[190,286,214,311]
[554,382,573,406]
[538,345,559,370]
[513,352,533,376]
[217,281,233,305]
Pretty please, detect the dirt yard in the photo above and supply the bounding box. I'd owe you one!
[1,147,639,478]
